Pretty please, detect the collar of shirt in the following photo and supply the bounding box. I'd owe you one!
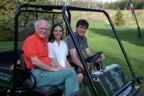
[74,32,85,45]
[53,40,63,48]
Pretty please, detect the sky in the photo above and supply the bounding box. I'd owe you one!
[95,0,119,2]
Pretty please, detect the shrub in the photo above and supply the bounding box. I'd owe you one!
[114,7,125,26]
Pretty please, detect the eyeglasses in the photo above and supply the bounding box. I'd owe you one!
[39,27,49,31]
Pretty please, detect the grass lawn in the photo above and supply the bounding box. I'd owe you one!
[77,18,144,95]
[86,19,144,92]
[0,10,144,95]
[70,15,144,94]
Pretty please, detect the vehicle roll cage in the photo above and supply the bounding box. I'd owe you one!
[14,4,139,96]
[62,6,138,96]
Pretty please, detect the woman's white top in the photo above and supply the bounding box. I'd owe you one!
[48,40,68,67]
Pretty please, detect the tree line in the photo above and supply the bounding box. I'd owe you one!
[0,0,143,41]
[106,0,144,10]
[52,0,144,10]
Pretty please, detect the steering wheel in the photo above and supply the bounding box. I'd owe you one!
[84,51,103,71]
[84,51,103,63]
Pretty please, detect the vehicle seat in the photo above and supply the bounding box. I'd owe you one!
[17,54,61,96]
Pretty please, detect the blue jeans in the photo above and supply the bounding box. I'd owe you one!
[31,68,79,96]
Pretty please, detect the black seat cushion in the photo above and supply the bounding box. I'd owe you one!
[19,54,61,96]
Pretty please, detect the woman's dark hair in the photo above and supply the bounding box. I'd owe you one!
[49,23,64,42]
[76,19,89,28]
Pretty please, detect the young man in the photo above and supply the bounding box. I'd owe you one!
[67,19,105,75]
[23,20,79,96]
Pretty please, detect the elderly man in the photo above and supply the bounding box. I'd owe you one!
[23,20,79,96]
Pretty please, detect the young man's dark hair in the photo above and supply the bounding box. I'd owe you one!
[76,19,89,28]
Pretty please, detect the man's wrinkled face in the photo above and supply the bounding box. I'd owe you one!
[35,21,49,38]
[76,25,88,37]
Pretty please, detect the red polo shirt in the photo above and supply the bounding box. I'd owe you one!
[22,32,51,69]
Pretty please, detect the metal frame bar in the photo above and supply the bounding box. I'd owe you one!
[62,5,136,96]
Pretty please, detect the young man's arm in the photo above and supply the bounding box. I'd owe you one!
[69,49,84,70]
[85,48,95,57]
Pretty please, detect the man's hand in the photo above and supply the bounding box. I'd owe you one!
[50,63,57,67]
[66,65,73,68]
[51,66,65,71]
[97,53,105,62]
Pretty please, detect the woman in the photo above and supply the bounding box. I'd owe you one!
[48,23,71,68]
[48,23,83,86]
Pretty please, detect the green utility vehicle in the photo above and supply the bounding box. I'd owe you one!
[0,4,143,96]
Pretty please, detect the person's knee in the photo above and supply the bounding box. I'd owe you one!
[77,73,84,86]
[77,73,84,80]
[66,68,76,76]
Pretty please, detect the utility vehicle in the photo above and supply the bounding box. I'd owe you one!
[0,4,143,96]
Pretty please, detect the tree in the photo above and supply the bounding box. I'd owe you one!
[114,7,125,26]
[0,0,17,41]
[0,0,53,41]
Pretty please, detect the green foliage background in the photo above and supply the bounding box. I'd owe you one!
[0,0,144,41]
[0,0,53,41]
